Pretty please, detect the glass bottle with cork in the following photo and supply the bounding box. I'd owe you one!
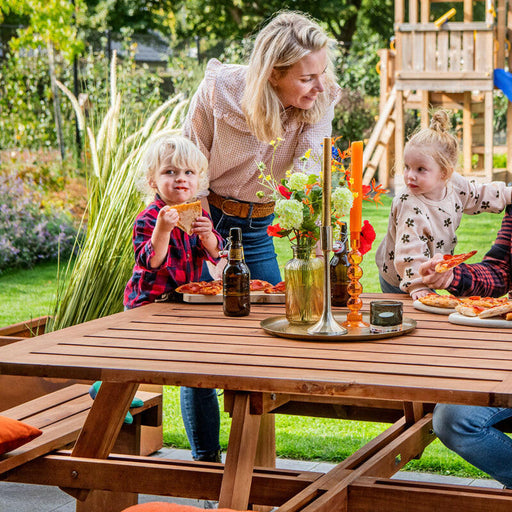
[330,222,350,307]
[223,227,251,317]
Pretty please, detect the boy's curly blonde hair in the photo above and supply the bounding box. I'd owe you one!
[137,133,209,200]
[405,109,459,180]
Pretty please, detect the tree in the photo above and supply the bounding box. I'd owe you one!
[169,0,370,46]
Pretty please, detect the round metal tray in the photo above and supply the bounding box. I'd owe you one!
[260,312,416,341]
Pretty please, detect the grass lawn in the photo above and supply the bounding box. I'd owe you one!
[0,193,506,479]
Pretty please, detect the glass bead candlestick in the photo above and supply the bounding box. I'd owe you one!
[342,237,369,330]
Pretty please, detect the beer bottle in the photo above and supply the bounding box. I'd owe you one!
[330,223,350,307]
[223,227,251,317]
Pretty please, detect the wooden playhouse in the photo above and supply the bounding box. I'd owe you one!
[364,0,512,188]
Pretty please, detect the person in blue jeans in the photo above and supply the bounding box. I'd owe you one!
[419,205,512,488]
[180,11,342,462]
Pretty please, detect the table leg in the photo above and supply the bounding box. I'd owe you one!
[253,414,276,512]
[61,381,138,501]
[219,391,262,510]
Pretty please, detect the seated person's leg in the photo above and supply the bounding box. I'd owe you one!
[433,403,512,488]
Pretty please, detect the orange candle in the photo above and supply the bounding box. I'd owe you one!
[350,141,363,240]
[322,137,331,226]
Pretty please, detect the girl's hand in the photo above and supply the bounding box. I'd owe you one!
[411,289,434,301]
[192,216,214,241]
[156,205,179,231]
[419,254,455,290]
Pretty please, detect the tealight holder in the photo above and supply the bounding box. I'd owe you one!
[370,300,403,333]
[342,237,369,330]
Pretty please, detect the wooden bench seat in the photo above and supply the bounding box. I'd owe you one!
[347,476,512,511]
[0,383,162,476]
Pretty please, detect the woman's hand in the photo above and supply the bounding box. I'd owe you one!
[419,254,455,291]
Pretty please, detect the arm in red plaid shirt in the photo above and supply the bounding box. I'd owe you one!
[448,205,512,298]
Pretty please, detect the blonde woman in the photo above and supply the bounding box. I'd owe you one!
[181,10,341,470]
[183,10,341,285]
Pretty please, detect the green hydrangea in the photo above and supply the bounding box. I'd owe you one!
[332,187,353,217]
[275,199,303,230]
[287,172,309,191]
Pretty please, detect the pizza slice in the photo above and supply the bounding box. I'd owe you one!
[455,303,486,317]
[418,293,460,308]
[478,302,512,319]
[265,281,286,294]
[435,250,477,273]
[173,200,202,235]
[250,279,273,292]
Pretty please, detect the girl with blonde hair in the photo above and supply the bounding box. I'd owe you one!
[181,10,341,468]
[376,109,512,299]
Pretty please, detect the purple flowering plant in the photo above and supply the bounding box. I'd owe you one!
[0,173,80,273]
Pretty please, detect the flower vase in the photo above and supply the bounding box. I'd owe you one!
[284,245,324,325]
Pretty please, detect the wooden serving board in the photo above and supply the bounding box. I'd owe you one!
[183,291,285,304]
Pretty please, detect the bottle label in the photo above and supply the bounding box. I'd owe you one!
[229,248,244,261]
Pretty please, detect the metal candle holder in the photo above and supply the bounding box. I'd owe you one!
[307,138,347,336]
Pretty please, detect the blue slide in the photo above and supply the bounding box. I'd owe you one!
[494,69,512,101]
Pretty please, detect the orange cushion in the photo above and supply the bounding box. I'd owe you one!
[122,503,248,512]
[0,415,42,455]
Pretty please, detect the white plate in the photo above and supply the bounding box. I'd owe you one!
[448,312,512,328]
[413,300,455,315]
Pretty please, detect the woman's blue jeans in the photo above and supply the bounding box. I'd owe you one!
[433,403,512,488]
[181,203,281,460]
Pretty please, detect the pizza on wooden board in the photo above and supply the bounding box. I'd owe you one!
[175,280,222,295]
[175,279,283,296]
[172,200,202,235]
[435,250,477,273]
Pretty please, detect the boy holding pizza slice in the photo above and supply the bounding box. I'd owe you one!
[419,205,512,488]
[124,134,223,309]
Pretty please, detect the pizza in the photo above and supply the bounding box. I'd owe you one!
[418,293,461,309]
[435,250,477,273]
[264,281,286,294]
[173,200,202,235]
[451,295,512,320]
[249,279,273,292]
[455,303,486,317]
[478,302,512,319]
[175,279,284,296]
[175,280,222,295]
[459,296,509,308]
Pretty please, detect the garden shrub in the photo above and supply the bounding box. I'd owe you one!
[0,38,164,152]
[0,173,80,273]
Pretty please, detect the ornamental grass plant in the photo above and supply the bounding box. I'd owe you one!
[49,52,188,330]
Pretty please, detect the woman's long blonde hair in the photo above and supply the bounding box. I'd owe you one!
[242,11,338,143]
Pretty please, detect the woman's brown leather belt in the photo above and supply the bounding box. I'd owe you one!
[207,190,275,219]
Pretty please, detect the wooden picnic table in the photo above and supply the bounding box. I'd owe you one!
[1,293,512,511]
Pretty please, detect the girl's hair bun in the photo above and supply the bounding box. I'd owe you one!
[429,109,451,132]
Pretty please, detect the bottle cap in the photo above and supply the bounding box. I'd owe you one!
[229,227,242,243]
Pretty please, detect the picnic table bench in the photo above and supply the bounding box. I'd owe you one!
[0,316,164,511]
